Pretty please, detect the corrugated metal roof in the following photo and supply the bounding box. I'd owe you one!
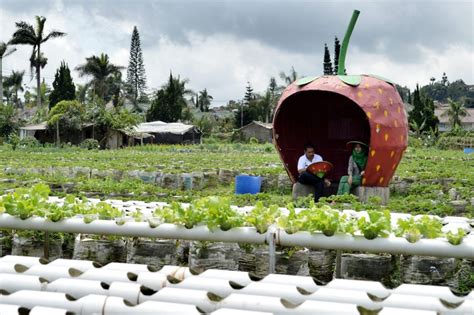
[19,122,48,131]
[435,108,474,123]
[132,121,198,135]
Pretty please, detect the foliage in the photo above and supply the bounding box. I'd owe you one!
[196,89,213,112]
[126,26,147,106]
[100,107,142,131]
[395,215,442,243]
[75,53,124,101]
[47,100,85,133]
[323,43,333,75]
[333,37,341,74]
[0,41,17,107]
[246,202,280,233]
[441,98,468,129]
[409,84,438,136]
[146,73,191,122]
[49,61,75,109]
[446,228,466,246]
[80,138,99,150]
[3,70,24,107]
[357,210,391,240]
[421,73,473,103]
[9,15,66,107]
[0,104,17,137]
[19,136,40,148]
[279,67,298,86]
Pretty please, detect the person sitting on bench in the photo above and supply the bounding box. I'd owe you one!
[337,141,368,195]
[297,143,331,202]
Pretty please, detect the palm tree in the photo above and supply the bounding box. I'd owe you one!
[75,53,124,101]
[198,88,213,112]
[0,42,17,106]
[3,70,25,108]
[442,98,469,130]
[279,66,298,85]
[9,16,66,108]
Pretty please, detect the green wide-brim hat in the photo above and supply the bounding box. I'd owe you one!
[346,141,368,151]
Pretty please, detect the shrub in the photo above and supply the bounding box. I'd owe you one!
[19,136,40,148]
[80,138,99,150]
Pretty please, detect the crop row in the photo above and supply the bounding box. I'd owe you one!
[0,184,471,248]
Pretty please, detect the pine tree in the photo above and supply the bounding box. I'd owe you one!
[244,82,254,105]
[146,73,189,122]
[409,85,424,129]
[409,85,438,134]
[333,37,341,74]
[323,44,333,75]
[49,61,75,109]
[126,26,147,106]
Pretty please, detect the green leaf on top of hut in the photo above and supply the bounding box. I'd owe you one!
[337,75,362,87]
[295,76,319,87]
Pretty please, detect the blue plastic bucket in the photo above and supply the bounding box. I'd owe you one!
[235,175,262,195]
[463,148,474,154]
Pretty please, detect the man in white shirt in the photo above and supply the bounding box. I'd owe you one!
[297,143,331,202]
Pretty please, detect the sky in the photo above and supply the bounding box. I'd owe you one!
[0,0,473,107]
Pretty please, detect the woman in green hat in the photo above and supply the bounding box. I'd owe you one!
[337,141,368,195]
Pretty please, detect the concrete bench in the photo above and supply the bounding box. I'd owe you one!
[292,182,390,205]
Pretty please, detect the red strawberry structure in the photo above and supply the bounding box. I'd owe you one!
[272,10,408,187]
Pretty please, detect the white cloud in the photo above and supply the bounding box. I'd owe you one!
[1,1,472,107]
[349,44,474,89]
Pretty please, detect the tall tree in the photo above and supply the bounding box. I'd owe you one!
[47,100,85,146]
[146,73,191,122]
[442,98,468,129]
[75,53,124,101]
[197,88,213,112]
[126,26,147,106]
[243,82,254,106]
[268,76,279,121]
[49,61,75,109]
[3,70,24,108]
[323,44,333,75]
[9,16,66,108]
[441,72,448,86]
[333,37,341,74]
[279,67,298,85]
[0,42,16,106]
[409,84,438,134]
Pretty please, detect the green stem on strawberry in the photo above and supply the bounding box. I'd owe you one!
[338,10,360,76]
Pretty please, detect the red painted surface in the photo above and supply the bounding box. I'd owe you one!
[272,75,408,187]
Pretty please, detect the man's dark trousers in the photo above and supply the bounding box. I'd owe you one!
[298,171,324,202]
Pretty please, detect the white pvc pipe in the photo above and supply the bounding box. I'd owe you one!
[2,213,472,259]
[0,255,48,267]
[211,309,274,315]
[76,268,138,284]
[394,284,474,302]
[0,262,28,274]
[21,265,81,281]
[103,296,202,315]
[0,214,265,244]
[46,278,109,298]
[136,272,168,291]
[0,291,107,314]
[47,258,102,270]
[0,273,47,293]
[277,231,474,259]
[29,306,70,315]
[0,304,25,315]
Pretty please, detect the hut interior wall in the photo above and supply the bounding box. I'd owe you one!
[274,91,370,182]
